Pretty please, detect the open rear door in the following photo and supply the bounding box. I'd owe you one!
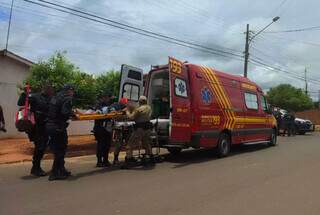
[119,64,143,102]
[169,57,192,144]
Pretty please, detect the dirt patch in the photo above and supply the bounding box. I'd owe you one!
[0,135,96,164]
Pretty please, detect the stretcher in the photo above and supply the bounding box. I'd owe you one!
[73,111,126,121]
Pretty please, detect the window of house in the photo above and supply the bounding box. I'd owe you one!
[174,78,188,98]
[244,92,258,110]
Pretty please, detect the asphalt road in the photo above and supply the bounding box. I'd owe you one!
[1,133,320,215]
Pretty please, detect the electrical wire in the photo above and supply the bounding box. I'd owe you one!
[22,0,243,59]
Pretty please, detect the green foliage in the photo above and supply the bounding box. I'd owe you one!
[96,70,120,98]
[23,52,121,108]
[267,84,314,112]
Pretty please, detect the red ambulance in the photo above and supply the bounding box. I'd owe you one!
[119,57,277,157]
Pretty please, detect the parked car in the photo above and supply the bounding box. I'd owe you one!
[294,118,315,135]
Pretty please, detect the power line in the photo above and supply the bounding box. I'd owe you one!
[265,25,320,33]
[249,58,320,85]
[23,0,243,59]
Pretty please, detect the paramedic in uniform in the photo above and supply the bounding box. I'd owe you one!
[46,84,74,181]
[17,84,54,176]
[124,96,153,166]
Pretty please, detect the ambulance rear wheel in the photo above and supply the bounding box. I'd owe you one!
[167,147,182,155]
[216,133,231,158]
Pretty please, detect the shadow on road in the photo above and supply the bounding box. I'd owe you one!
[165,143,271,169]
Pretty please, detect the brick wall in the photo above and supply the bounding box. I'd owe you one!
[295,109,320,125]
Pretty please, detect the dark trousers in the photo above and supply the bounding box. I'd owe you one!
[47,126,68,174]
[94,127,112,162]
[27,124,48,167]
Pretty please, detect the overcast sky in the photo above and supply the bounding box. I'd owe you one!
[0,0,319,100]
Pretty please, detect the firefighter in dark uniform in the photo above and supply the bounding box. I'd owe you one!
[46,84,75,181]
[288,112,296,136]
[94,92,113,167]
[283,111,295,136]
[17,85,54,176]
[123,96,153,167]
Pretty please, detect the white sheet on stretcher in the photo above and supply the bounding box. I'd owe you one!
[114,119,170,129]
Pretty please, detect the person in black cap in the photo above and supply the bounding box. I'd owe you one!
[93,91,113,167]
[46,84,75,180]
[17,84,54,176]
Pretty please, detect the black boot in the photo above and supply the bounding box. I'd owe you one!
[102,157,111,167]
[30,165,47,177]
[48,159,68,181]
[96,157,104,168]
[113,156,120,166]
[121,157,138,169]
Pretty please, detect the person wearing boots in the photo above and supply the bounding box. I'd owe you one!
[123,96,153,168]
[46,84,75,181]
[17,84,54,177]
[93,92,113,167]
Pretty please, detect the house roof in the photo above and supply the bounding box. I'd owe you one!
[0,49,33,67]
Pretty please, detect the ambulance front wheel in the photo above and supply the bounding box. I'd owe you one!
[268,129,277,146]
[216,133,231,158]
[167,147,182,156]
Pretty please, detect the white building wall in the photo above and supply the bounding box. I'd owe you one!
[0,55,92,139]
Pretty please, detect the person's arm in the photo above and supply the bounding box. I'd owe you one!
[17,92,27,106]
[61,97,73,119]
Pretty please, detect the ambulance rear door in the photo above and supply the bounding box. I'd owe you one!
[119,64,144,102]
[169,57,192,144]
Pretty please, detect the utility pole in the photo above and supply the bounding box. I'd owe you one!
[5,0,14,51]
[243,17,280,78]
[243,24,250,78]
[318,90,320,109]
[304,67,308,95]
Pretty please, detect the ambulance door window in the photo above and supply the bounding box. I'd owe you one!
[174,78,188,98]
[122,83,140,101]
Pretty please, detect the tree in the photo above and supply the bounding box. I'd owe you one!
[24,52,96,108]
[23,52,121,108]
[267,84,314,112]
[95,70,120,98]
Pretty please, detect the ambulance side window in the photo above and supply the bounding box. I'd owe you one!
[174,78,188,98]
[244,92,258,110]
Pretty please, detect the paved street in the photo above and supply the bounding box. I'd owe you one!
[0,133,320,215]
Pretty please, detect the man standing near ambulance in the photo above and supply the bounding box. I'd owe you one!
[17,84,54,176]
[123,96,153,167]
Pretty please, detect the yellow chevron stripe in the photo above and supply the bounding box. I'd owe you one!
[200,67,228,128]
[204,67,232,129]
[205,67,235,130]
[201,67,230,128]
[207,67,236,130]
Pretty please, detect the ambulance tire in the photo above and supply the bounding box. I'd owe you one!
[268,129,277,147]
[216,133,231,158]
[167,147,182,156]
